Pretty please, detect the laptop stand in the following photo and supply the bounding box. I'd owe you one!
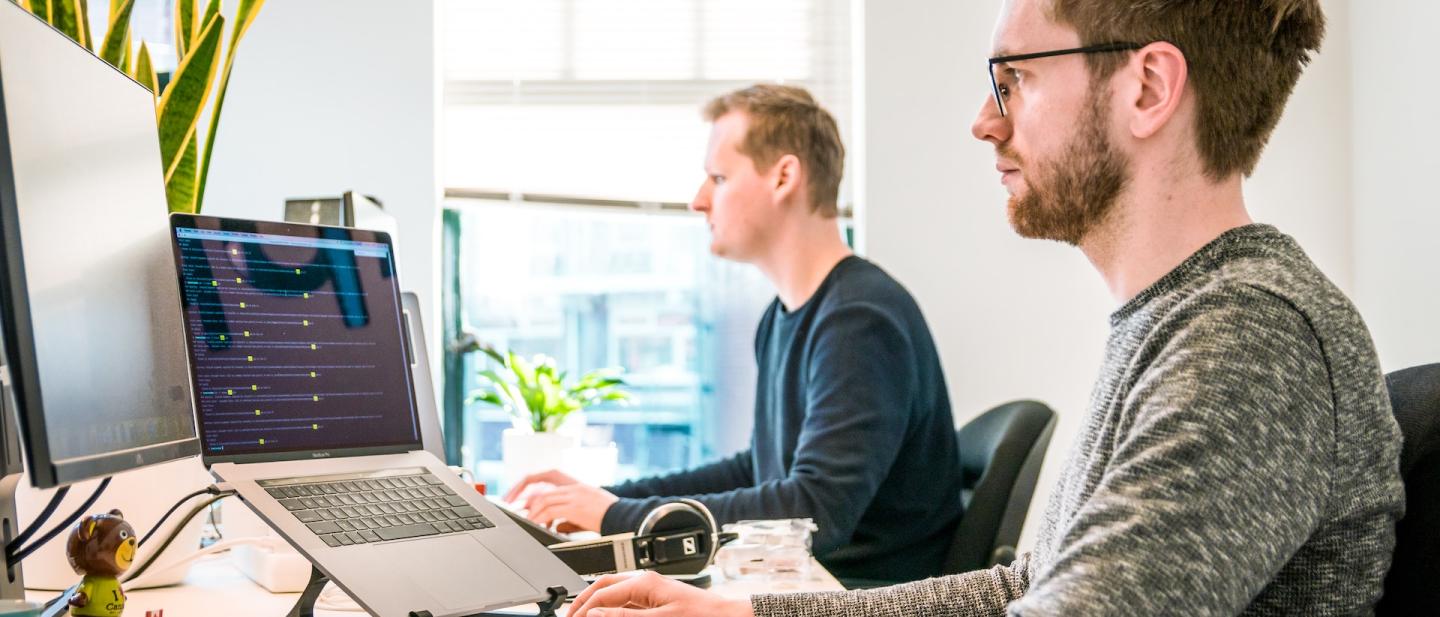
[287,564,568,617]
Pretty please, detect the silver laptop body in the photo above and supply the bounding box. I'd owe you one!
[168,214,584,616]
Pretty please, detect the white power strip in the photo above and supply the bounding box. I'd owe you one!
[230,541,313,593]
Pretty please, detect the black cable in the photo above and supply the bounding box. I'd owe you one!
[5,485,69,555]
[138,486,218,547]
[7,477,111,565]
[121,491,233,583]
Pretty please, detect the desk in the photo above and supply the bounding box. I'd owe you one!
[28,556,845,616]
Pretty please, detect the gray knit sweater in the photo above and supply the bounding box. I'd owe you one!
[752,225,1405,616]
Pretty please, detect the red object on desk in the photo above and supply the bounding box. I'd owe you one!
[144,611,163,617]
[473,482,487,495]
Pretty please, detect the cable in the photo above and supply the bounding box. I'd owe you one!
[5,485,68,555]
[138,486,219,547]
[121,491,234,583]
[7,477,111,565]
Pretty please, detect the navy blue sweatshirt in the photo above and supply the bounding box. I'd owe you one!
[601,256,963,583]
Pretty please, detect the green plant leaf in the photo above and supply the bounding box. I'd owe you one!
[193,0,263,213]
[98,0,134,69]
[157,11,223,213]
[132,41,157,100]
[479,345,506,367]
[77,0,92,51]
[174,0,196,59]
[465,391,504,407]
[165,135,198,213]
[25,0,51,24]
[49,0,85,47]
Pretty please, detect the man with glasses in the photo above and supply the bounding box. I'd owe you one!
[566,0,1405,615]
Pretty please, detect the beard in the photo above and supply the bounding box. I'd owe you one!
[1004,86,1131,246]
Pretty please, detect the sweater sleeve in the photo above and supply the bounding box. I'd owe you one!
[752,553,1032,617]
[601,303,917,551]
[1008,287,1337,615]
[602,450,754,500]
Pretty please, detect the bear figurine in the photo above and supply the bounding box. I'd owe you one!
[65,509,137,617]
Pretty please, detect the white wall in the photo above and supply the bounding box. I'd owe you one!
[857,0,1359,551]
[203,0,441,351]
[1351,3,1440,373]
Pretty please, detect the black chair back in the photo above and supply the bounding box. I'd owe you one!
[943,400,1056,574]
[1377,363,1440,614]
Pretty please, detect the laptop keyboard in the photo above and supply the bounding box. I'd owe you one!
[260,470,495,548]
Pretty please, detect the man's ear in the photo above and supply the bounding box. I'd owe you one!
[771,154,803,206]
[1126,41,1188,139]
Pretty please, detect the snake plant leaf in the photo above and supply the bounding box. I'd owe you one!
[48,0,85,48]
[156,12,222,212]
[132,41,156,101]
[193,0,264,214]
[174,0,196,59]
[98,0,134,69]
[22,0,48,23]
[199,0,218,40]
[165,136,198,213]
[77,0,92,51]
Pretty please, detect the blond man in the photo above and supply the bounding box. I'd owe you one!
[508,85,964,585]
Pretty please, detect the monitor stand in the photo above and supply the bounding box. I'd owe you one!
[0,376,27,600]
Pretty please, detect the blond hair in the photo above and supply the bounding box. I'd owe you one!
[703,84,845,217]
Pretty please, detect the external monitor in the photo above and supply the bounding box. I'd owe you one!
[0,0,200,490]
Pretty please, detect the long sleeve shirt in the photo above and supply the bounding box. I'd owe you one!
[603,256,964,583]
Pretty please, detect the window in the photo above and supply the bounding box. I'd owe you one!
[439,0,852,490]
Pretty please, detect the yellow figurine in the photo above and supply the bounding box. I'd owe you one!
[65,509,137,617]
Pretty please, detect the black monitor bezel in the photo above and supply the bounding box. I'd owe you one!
[0,30,202,488]
[169,213,422,467]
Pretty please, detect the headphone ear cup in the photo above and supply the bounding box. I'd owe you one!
[637,499,719,575]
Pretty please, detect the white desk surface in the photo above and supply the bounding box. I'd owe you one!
[28,556,845,616]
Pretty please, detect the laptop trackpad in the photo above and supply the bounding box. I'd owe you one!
[385,535,540,610]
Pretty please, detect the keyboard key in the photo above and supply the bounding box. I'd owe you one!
[265,488,287,498]
[321,534,343,547]
[468,517,493,529]
[421,475,443,485]
[308,521,342,535]
[383,515,403,527]
[360,530,382,543]
[295,511,322,523]
[279,499,305,511]
[443,496,469,508]
[377,523,440,541]
[317,510,335,521]
[336,520,356,532]
[397,514,417,525]
[345,532,366,545]
[451,506,481,518]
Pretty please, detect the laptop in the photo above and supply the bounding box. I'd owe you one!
[168,214,585,616]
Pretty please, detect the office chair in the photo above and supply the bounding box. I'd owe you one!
[943,400,1057,574]
[1376,363,1440,614]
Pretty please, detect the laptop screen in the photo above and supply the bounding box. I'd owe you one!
[170,215,419,461]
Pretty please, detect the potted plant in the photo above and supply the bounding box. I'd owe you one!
[15,0,265,214]
[466,346,631,488]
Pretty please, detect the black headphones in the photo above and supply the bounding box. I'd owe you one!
[509,498,731,577]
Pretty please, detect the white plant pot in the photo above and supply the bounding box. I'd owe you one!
[501,429,578,493]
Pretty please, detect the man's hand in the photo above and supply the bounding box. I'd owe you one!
[569,571,754,617]
[503,469,581,503]
[504,469,618,532]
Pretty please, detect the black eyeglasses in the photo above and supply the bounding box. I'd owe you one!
[988,42,1145,117]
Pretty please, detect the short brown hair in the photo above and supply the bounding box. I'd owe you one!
[703,84,845,217]
[1049,0,1325,179]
